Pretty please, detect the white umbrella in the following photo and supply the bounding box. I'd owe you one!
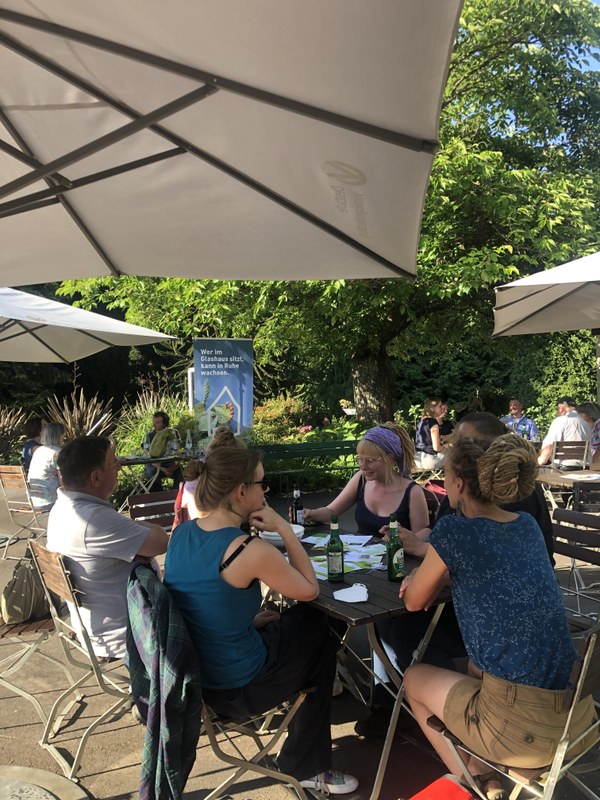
[0,287,173,362]
[493,253,600,337]
[0,1,462,284]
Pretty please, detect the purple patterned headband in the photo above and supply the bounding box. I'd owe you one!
[362,426,409,477]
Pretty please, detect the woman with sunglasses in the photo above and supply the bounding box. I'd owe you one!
[164,446,358,795]
[304,422,429,538]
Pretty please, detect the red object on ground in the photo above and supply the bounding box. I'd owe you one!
[408,775,473,799]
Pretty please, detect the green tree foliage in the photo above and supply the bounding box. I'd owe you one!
[58,0,600,421]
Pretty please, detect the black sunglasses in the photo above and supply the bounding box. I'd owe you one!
[246,479,269,491]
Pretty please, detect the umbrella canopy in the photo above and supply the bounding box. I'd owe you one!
[493,253,600,337]
[0,287,173,362]
[0,1,461,284]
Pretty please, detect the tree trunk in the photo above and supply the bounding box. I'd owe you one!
[352,349,393,425]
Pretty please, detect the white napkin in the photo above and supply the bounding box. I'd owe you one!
[333,583,369,602]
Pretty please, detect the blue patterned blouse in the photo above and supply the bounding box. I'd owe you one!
[430,512,575,689]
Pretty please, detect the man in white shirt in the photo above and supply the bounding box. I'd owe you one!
[47,436,169,659]
[537,396,592,467]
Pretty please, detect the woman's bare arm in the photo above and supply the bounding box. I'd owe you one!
[303,471,361,523]
[400,545,448,611]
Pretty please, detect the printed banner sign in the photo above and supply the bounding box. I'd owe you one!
[193,339,253,435]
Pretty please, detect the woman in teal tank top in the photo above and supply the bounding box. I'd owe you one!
[164,446,358,795]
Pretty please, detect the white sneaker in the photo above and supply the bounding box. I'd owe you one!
[300,770,358,795]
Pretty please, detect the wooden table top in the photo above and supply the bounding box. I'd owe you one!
[310,555,425,627]
[536,468,600,489]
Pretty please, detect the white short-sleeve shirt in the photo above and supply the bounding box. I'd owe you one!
[47,488,150,658]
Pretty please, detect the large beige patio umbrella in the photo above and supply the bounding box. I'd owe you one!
[493,252,600,399]
[0,287,173,363]
[493,253,600,337]
[0,1,462,285]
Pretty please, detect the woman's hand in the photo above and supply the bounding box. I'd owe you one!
[249,505,289,534]
[399,528,430,558]
[253,609,281,628]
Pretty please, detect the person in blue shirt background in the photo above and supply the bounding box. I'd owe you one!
[499,397,539,441]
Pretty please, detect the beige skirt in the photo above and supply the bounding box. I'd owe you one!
[444,671,598,769]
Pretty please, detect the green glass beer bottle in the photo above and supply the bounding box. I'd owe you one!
[386,512,404,582]
[327,514,344,582]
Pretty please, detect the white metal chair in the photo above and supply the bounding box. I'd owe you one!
[553,508,600,624]
[0,613,76,726]
[427,623,600,800]
[29,540,130,781]
[0,465,47,557]
[551,440,590,470]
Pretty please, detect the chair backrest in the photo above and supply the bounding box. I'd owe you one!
[552,508,600,567]
[572,482,600,514]
[29,539,79,607]
[0,464,28,491]
[421,485,440,527]
[128,489,178,529]
[551,440,590,465]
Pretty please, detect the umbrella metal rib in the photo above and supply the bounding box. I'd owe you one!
[0,85,217,199]
[0,103,121,276]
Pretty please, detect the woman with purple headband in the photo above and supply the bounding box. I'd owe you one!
[303,422,429,538]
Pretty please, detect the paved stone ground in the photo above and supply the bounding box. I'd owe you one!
[0,487,598,799]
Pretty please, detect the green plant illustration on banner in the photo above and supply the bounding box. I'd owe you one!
[194,379,234,433]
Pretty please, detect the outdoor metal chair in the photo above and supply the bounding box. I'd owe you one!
[573,482,600,514]
[126,563,313,800]
[0,465,47,558]
[550,440,590,469]
[0,613,76,727]
[427,622,600,800]
[553,508,600,624]
[29,540,130,781]
[127,488,177,530]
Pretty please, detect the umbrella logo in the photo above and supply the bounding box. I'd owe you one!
[321,161,367,186]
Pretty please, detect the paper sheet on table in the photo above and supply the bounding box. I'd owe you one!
[303,533,372,546]
[561,473,600,480]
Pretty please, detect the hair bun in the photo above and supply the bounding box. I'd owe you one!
[478,434,537,504]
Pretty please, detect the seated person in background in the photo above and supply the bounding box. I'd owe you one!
[576,402,600,465]
[499,397,539,441]
[402,434,597,799]
[21,416,45,471]
[537,395,592,467]
[28,421,64,510]
[436,402,454,443]
[164,448,358,794]
[303,422,429,538]
[177,426,247,522]
[414,398,445,469]
[47,436,168,659]
[143,410,183,491]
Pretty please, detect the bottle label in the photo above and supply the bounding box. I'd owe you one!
[328,553,343,574]
[296,509,304,526]
[392,548,404,577]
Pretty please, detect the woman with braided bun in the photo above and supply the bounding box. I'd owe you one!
[401,434,597,800]
[303,422,429,537]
